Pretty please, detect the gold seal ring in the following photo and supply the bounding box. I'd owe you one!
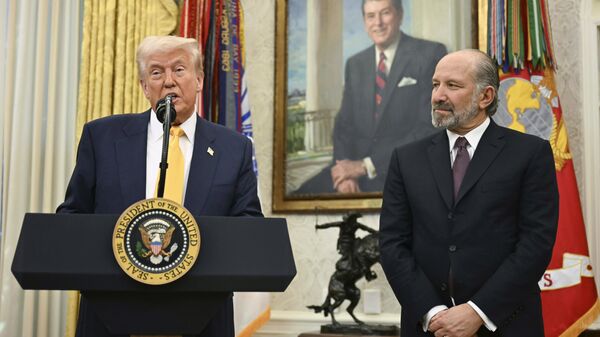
[112,198,201,285]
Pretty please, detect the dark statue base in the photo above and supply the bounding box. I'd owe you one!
[319,324,399,336]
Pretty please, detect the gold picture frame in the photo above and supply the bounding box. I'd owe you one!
[273,0,478,213]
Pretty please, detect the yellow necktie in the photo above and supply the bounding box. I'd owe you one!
[159,126,185,203]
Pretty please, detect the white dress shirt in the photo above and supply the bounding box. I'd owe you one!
[446,117,490,166]
[145,111,196,201]
[374,34,400,75]
[423,117,497,332]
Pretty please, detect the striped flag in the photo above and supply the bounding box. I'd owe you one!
[480,0,600,335]
[180,1,269,336]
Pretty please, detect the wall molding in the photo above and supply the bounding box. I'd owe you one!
[255,310,399,337]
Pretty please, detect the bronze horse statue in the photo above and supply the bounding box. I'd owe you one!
[308,213,380,325]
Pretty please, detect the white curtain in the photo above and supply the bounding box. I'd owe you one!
[0,1,81,336]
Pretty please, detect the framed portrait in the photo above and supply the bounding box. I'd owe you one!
[273,0,478,212]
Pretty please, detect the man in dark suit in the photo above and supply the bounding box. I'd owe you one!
[379,49,558,336]
[57,36,261,337]
[295,0,446,194]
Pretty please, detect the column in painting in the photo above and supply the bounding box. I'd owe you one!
[304,0,342,153]
[410,0,472,51]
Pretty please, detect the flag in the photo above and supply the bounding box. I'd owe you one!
[480,0,600,335]
[180,1,269,336]
[497,68,600,336]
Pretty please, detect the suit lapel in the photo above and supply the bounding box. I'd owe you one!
[184,116,218,215]
[455,121,506,205]
[360,47,377,133]
[427,132,453,210]
[116,111,149,206]
[377,34,412,124]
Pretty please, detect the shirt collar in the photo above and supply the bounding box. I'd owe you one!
[149,110,197,145]
[446,117,490,152]
[179,113,197,145]
[376,32,401,65]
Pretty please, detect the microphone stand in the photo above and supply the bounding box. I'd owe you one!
[156,95,174,198]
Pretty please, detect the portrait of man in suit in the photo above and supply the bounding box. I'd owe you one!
[57,35,262,337]
[294,0,447,195]
[379,49,559,336]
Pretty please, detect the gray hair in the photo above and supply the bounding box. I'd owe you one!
[136,35,203,79]
[362,0,403,15]
[470,49,499,116]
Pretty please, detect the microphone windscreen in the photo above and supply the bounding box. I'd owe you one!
[155,96,176,124]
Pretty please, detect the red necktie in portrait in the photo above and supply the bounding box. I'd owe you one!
[375,51,387,120]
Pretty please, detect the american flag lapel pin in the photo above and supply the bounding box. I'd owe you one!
[207,147,214,156]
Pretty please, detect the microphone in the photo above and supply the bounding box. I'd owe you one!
[156,95,177,199]
[155,95,176,124]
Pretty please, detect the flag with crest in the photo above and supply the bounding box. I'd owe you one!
[179,1,268,336]
[479,0,600,335]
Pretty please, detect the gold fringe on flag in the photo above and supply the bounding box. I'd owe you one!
[559,299,600,337]
[236,306,271,337]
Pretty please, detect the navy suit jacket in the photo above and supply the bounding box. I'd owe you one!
[57,110,262,337]
[379,121,558,336]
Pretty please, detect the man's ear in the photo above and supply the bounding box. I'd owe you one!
[140,79,150,99]
[479,86,495,111]
[196,75,203,93]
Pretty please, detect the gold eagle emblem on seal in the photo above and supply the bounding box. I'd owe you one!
[112,198,201,285]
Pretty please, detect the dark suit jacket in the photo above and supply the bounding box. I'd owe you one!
[57,111,262,337]
[379,120,558,336]
[332,32,446,191]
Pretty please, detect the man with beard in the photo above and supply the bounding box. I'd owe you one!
[379,49,558,337]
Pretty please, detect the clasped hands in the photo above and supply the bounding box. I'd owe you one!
[330,160,366,193]
[428,304,483,337]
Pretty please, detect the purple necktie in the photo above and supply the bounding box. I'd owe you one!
[453,137,470,200]
[375,52,387,120]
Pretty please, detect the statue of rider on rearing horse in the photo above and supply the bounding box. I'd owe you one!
[307,213,398,335]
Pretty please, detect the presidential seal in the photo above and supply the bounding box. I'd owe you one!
[112,198,200,285]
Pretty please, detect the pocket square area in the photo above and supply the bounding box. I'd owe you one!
[397,77,417,87]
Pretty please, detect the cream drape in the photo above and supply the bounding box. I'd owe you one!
[76,0,179,138]
[0,1,81,337]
